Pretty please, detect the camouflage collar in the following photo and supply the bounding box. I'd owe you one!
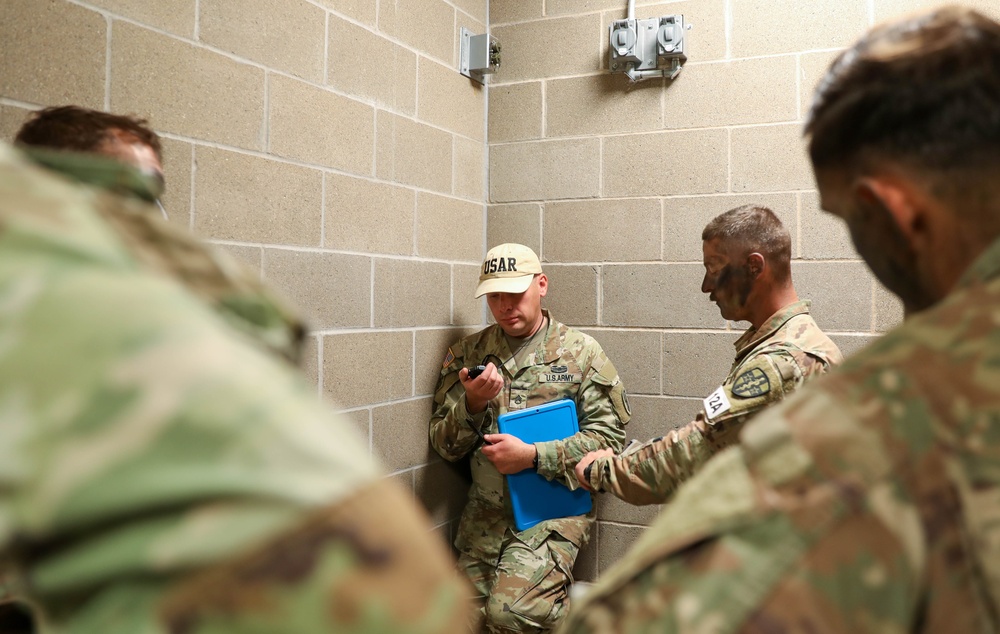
[733,299,812,359]
[25,147,164,203]
[487,309,563,374]
[957,234,1000,289]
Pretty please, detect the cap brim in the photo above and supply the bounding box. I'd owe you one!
[474,274,534,298]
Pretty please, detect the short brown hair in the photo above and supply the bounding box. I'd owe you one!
[702,205,792,283]
[14,105,162,160]
[806,7,1000,176]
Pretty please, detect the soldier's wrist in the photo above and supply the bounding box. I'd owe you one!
[532,447,539,471]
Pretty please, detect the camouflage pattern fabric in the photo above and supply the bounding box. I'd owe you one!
[430,313,630,632]
[587,300,841,504]
[0,142,470,633]
[559,239,1000,633]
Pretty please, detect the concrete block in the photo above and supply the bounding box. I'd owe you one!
[377,112,453,194]
[200,0,325,82]
[580,328,661,395]
[112,21,264,150]
[799,49,844,121]
[603,129,728,197]
[215,244,262,275]
[418,58,484,141]
[874,282,904,333]
[662,193,797,262]
[488,82,543,143]
[415,326,481,397]
[875,0,1000,24]
[829,334,879,360]
[597,522,646,574]
[627,394,704,441]
[158,137,193,231]
[546,74,662,138]
[374,258,452,327]
[662,331,740,397]
[800,191,859,260]
[731,0,868,57]
[490,138,600,203]
[268,74,374,176]
[323,331,413,408]
[324,173,415,255]
[373,397,438,471]
[87,0,195,35]
[487,204,542,254]
[317,0,376,25]
[300,334,320,392]
[454,136,484,201]
[415,460,471,525]
[731,124,815,193]
[663,56,797,129]
[0,105,33,144]
[542,265,599,327]
[1,0,106,109]
[378,0,456,65]
[417,193,483,262]
[262,249,371,329]
[490,0,543,25]
[453,264,486,326]
[193,146,322,245]
[544,198,661,262]
[791,261,873,332]
[603,264,725,328]
[492,14,602,83]
[327,17,417,115]
[595,493,662,525]
[452,0,487,23]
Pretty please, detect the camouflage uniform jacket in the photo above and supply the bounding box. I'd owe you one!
[559,240,1000,633]
[430,312,631,565]
[588,300,841,505]
[0,143,469,633]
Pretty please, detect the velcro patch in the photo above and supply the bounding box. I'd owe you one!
[703,386,732,420]
[442,347,455,368]
[732,367,770,398]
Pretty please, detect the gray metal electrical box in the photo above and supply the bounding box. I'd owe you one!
[460,28,500,85]
[609,15,687,81]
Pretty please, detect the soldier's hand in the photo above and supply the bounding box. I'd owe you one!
[460,362,503,414]
[481,433,536,474]
[575,449,614,491]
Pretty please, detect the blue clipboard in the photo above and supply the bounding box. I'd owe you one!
[497,399,592,531]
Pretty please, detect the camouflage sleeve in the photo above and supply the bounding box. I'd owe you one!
[428,346,490,461]
[559,390,927,634]
[0,257,470,631]
[589,352,794,505]
[536,350,630,490]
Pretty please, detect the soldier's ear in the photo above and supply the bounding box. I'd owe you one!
[535,273,548,298]
[855,175,928,252]
[746,253,765,279]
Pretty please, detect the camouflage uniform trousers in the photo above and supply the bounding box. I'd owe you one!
[459,529,579,633]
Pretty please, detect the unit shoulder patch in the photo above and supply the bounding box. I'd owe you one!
[732,367,770,398]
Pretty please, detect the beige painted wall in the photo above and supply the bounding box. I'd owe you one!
[5,0,1000,583]
[486,0,1000,579]
[0,0,488,544]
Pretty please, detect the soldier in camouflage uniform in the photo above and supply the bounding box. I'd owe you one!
[575,205,841,504]
[0,139,470,632]
[430,244,630,633]
[559,7,1000,632]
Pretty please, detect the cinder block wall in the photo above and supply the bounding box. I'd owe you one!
[486,0,1000,580]
[0,0,487,543]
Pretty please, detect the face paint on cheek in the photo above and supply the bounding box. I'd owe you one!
[714,264,752,318]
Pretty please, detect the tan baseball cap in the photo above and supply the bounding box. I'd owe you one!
[475,243,543,298]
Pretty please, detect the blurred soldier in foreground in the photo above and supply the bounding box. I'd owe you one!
[0,109,468,631]
[561,6,1000,632]
[574,206,841,504]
